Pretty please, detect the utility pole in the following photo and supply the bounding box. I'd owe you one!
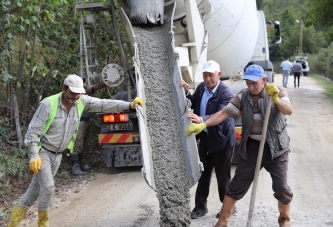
[298,19,303,56]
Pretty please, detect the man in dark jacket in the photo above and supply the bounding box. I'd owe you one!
[187,65,293,227]
[292,60,303,87]
[180,60,236,219]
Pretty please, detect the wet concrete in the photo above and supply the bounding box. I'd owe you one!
[133,25,191,226]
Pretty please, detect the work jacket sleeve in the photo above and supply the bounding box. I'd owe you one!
[24,99,51,155]
[81,95,131,113]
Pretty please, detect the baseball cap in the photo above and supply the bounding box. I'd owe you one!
[64,74,86,94]
[242,65,265,81]
[202,60,220,73]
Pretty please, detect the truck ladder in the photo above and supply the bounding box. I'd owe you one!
[75,1,112,86]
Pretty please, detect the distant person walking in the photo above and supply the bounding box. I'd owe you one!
[280,57,293,88]
[292,60,303,88]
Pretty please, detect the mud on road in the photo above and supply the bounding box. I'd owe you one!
[20,74,333,227]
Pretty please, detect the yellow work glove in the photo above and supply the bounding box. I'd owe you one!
[265,83,280,103]
[186,122,207,136]
[29,155,41,174]
[131,97,144,109]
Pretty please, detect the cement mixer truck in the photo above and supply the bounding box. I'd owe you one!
[75,0,280,190]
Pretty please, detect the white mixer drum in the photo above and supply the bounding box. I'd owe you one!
[204,0,259,77]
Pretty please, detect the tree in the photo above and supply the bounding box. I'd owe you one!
[256,0,264,9]
[0,0,133,125]
[308,0,333,40]
[0,0,82,122]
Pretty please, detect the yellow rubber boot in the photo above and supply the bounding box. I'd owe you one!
[278,201,291,227]
[38,210,49,227]
[7,204,28,227]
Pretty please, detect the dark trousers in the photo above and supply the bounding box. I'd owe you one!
[195,133,234,209]
[226,138,293,205]
[294,72,301,87]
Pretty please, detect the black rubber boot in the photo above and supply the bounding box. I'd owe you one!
[71,154,87,176]
[79,153,90,171]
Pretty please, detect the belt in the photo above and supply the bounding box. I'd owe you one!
[42,146,62,155]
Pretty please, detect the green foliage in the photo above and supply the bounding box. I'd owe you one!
[0,117,15,143]
[262,0,331,74]
[308,0,333,40]
[256,0,264,9]
[306,44,333,80]
[0,148,28,178]
[266,6,328,61]
[0,118,28,178]
[0,69,13,84]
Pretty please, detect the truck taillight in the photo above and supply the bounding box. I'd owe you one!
[102,113,129,123]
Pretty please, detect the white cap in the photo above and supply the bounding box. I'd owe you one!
[64,74,86,94]
[202,60,220,73]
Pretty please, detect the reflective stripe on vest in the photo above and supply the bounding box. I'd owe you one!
[37,92,84,153]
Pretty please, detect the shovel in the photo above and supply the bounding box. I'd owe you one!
[246,95,273,227]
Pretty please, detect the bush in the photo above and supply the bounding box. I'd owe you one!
[0,149,28,178]
[0,117,15,143]
[0,117,28,178]
[306,48,331,77]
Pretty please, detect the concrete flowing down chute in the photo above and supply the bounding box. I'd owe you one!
[116,0,260,190]
[120,3,202,191]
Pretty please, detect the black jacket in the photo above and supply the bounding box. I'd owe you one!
[186,81,236,153]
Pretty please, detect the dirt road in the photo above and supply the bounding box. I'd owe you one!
[23,74,333,226]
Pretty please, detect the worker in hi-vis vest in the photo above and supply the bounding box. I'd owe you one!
[7,74,144,227]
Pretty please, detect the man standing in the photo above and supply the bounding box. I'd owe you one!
[180,60,236,219]
[280,57,293,88]
[71,73,106,176]
[7,74,143,227]
[292,60,303,88]
[187,65,293,227]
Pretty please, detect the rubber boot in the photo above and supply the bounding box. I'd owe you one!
[7,204,27,227]
[278,201,290,227]
[71,154,87,176]
[78,153,90,171]
[38,210,49,227]
[214,195,236,227]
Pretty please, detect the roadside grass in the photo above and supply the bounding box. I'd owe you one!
[311,75,333,100]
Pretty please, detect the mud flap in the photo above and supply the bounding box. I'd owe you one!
[120,3,202,191]
[129,0,164,24]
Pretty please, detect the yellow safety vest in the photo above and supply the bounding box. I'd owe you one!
[37,92,84,153]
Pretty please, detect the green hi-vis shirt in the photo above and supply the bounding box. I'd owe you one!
[24,92,131,155]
